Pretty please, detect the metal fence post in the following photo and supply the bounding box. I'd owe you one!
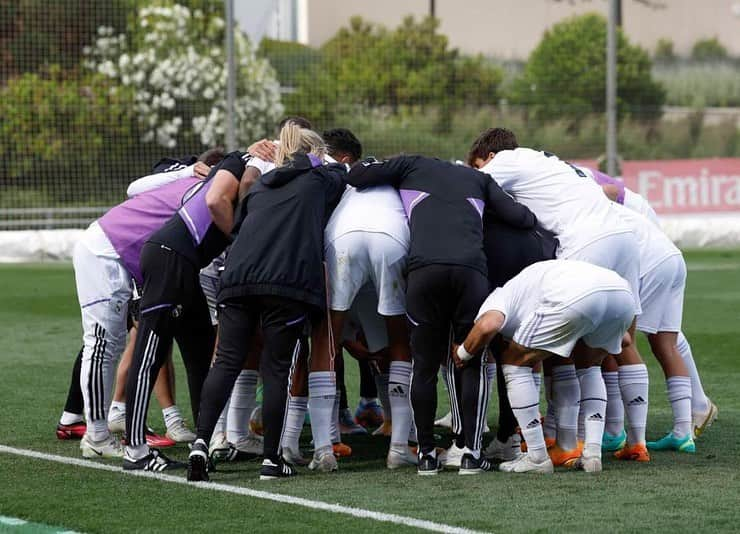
[606,0,618,176]
[225,0,236,151]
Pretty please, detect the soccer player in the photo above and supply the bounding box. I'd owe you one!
[187,123,345,481]
[468,128,641,466]
[457,260,636,473]
[584,167,718,439]
[122,148,253,471]
[480,217,559,462]
[69,153,216,458]
[346,155,537,475]
[322,128,415,469]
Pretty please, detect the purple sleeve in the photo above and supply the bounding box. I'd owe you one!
[589,168,625,204]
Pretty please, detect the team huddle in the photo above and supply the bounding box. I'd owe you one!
[55,119,718,480]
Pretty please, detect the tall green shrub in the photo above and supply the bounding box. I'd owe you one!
[510,13,665,122]
[0,67,141,206]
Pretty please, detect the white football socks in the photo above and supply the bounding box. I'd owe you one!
[330,390,340,443]
[666,375,692,439]
[213,399,229,438]
[88,418,109,441]
[618,363,649,445]
[543,375,557,440]
[503,364,547,463]
[226,370,259,443]
[60,411,84,425]
[676,332,710,414]
[577,367,606,458]
[602,371,624,436]
[281,395,308,452]
[532,369,542,398]
[308,371,335,451]
[551,364,580,450]
[388,361,413,448]
[162,404,183,432]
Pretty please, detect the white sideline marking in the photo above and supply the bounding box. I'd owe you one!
[0,445,488,534]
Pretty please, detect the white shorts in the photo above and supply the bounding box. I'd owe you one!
[564,231,641,316]
[513,289,635,357]
[342,284,389,353]
[636,254,686,334]
[326,231,407,316]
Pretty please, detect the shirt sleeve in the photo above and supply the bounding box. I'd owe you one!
[217,151,250,182]
[484,176,537,229]
[476,287,510,328]
[126,164,196,198]
[346,156,412,189]
[246,156,275,176]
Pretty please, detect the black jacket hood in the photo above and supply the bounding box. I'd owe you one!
[263,152,323,187]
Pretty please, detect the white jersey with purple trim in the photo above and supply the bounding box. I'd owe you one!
[479,148,632,257]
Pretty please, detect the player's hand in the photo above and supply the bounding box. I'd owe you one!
[194,161,211,179]
[248,139,277,162]
[451,344,465,369]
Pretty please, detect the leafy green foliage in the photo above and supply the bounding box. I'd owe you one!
[691,37,729,61]
[0,67,141,205]
[652,61,740,107]
[0,0,130,82]
[288,16,503,129]
[510,13,665,122]
[258,38,323,87]
[654,38,675,61]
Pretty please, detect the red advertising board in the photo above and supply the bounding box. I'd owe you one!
[620,158,740,215]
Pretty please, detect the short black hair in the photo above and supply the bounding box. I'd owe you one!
[467,128,519,166]
[197,147,226,166]
[278,116,312,131]
[323,128,362,163]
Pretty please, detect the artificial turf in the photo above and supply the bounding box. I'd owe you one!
[0,250,738,533]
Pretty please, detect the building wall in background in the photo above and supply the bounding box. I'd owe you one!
[301,0,740,58]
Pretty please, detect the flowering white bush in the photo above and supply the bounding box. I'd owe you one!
[84,4,283,148]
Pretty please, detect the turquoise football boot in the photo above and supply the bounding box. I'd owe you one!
[602,429,627,451]
[647,432,696,453]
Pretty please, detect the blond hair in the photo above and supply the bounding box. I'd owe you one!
[275,121,326,167]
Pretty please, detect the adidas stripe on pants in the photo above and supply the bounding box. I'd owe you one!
[125,244,215,450]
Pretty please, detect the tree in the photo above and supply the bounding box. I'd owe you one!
[510,13,665,123]
[289,16,503,127]
[691,38,728,61]
[83,3,283,149]
[0,0,130,83]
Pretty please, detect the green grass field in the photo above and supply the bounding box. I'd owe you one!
[0,251,739,533]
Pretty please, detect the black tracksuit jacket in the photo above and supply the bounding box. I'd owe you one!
[346,155,537,276]
[218,153,346,309]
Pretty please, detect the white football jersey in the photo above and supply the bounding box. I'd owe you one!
[479,148,632,257]
[325,185,409,247]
